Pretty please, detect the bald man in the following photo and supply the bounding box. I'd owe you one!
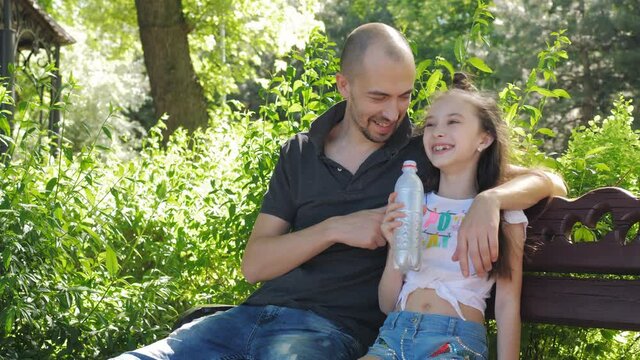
[115,23,565,359]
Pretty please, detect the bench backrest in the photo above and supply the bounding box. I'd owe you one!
[488,187,640,330]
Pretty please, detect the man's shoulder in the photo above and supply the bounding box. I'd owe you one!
[280,132,313,154]
[403,135,425,155]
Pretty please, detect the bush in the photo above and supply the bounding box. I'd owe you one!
[558,96,639,197]
[0,28,342,359]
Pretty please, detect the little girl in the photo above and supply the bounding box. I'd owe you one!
[362,73,527,360]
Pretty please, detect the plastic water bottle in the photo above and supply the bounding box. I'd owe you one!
[393,160,424,273]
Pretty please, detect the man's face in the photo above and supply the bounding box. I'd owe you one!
[338,49,416,144]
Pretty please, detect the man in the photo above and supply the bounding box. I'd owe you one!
[116,23,565,359]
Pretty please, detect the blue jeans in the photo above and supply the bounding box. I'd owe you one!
[111,305,363,360]
[365,312,488,360]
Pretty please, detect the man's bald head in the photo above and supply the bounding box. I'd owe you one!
[340,23,414,80]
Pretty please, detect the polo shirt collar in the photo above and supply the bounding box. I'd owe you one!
[308,101,413,157]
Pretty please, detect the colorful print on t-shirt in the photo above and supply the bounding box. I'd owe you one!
[422,206,467,249]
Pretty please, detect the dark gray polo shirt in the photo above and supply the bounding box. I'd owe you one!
[244,101,428,349]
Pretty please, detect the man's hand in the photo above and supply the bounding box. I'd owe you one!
[328,208,387,250]
[452,192,501,277]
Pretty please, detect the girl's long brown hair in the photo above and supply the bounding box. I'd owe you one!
[422,72,514,278]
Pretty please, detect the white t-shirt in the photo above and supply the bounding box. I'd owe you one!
[397,192,528,320]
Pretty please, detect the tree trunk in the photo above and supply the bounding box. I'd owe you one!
[576,0,596,125]
[134,0,208,140]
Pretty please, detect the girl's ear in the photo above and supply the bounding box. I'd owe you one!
[477,132,495,152]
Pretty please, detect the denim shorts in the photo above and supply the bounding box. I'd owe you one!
[366,311,488,360]
[111,305,362,360]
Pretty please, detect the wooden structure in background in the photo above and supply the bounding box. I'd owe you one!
[0,0,74,153]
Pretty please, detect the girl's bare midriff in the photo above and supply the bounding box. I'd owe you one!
[400,288,485,324]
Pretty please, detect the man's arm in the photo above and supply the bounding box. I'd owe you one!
[502,165,567,199]
[241,209,387,284]
[453,167,567,277]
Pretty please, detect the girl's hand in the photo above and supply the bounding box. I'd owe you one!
[381,192,406,244]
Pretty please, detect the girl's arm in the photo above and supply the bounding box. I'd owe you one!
[454,167,566,278]
[378,192,407,314]
[495,222,526,360]
[378,249,404,314]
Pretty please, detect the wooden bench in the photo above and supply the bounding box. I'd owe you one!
[488,186,640,330]
[175,187,640,332]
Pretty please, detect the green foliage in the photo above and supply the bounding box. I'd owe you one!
[557,97,639,243]
[58,29,149,154]
[183,0,323,103]
[458,0,495,74]
[498,30,572,170]
[558,97,639,197]
[519,325,640,360]
[0,81,254,358]
[53,0,139,59]
[389,0,487,68]
[0,29,341,359]
[410,1,496,125]
[490,0,640,145]
[231,28,343,245]
[49,0,322,150]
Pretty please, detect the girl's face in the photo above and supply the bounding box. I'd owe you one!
[423,93,494,173]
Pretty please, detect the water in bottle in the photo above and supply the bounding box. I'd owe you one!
[393,160,424,273]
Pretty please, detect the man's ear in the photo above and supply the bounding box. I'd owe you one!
[336,72,350,98]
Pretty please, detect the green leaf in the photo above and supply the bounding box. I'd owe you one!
[53,204,64,221]
[286,103,303,115]
[4,307,15,334]
[45,177,58,193]
[63,147,73,161]
[292,80,304,93]
[530,86,557,98]
[504,103,519,124]
[156,180,168,199]
[552,89,571,99]
[526,69,538,88]
[574,226,596,242]
[426,69,443,95]
[286,66,296,80]
[416,59,432,76]
[522,105,542,122]
[467,57,492,73]
[512,127,526,136]
[540,157,560,169]
[0,117,10,136]
[594,163,611,172]
[105,245,119,276]
[80,156,94,171]
[101,126,112,140]
[435,58,455,79]
[536,128,556,137]
[80,224,102,244]
[454,37,465,63]
[585,146,609,157]
[3,248,11,271]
